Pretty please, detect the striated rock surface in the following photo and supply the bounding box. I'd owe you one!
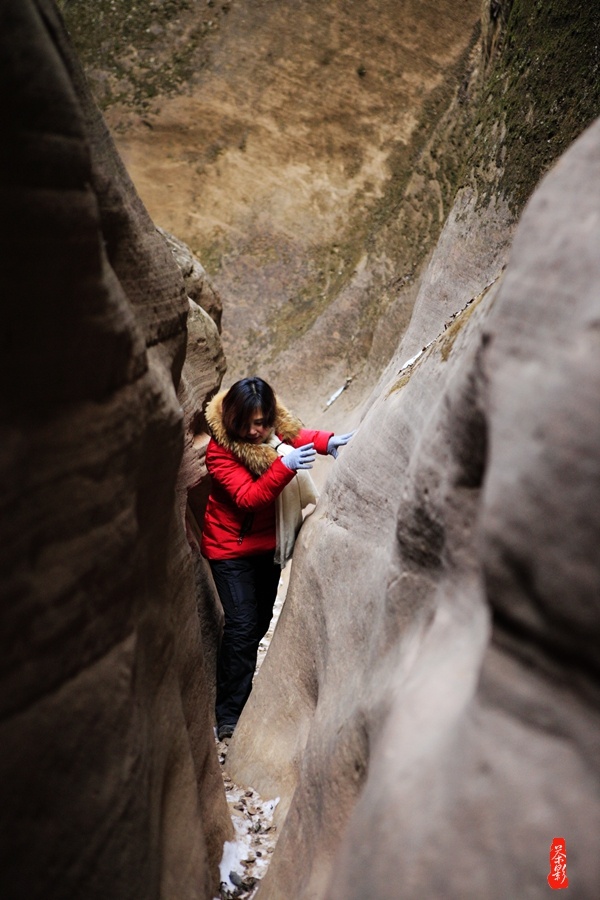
[170,243,227,715]
[0,2,230,898]
[3,2,599,898]
[226,120,600,898]
[161,227,223,331]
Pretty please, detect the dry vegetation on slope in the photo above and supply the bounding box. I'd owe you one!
[61,1,599,421]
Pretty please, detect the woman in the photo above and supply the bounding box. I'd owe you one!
[201,376,353,740]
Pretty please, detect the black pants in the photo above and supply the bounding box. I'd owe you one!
[210,553,281,729]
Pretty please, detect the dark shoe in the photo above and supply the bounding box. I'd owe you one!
[217,723,235,741]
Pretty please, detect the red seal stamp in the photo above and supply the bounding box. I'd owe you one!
[548,837,569,890]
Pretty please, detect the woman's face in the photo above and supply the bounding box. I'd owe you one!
[241,408,270,444]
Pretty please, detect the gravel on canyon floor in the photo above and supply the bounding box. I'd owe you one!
[214,576,288,899]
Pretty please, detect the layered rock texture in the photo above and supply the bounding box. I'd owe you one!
[226,119,600,897]
[0,2,230,897]
[3,1,600,899]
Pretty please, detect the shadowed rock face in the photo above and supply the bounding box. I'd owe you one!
[170,240,227,718]
[226,120,600,898]
[0,1,230,897]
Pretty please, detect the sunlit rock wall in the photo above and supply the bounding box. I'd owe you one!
[0,2,230,898]
[227,119,600,898]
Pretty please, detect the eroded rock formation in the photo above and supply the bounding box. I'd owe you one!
[168,235,227,712]
[3,1,599,898]
[0,1,230,897]
[226,119,600,898]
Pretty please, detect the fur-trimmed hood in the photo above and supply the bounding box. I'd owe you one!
[204,390,304,475]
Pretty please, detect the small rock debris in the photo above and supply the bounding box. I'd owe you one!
[215,734,280,899]
[214,579,287,899]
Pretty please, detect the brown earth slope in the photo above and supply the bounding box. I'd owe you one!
[66,0,483,410]
[63,0,600,429]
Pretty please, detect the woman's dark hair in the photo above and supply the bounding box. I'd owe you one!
[222,377,277,439]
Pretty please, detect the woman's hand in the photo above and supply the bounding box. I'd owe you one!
[281,443,317,470]
[327,431,356,459]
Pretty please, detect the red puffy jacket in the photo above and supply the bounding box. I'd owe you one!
[201,427,332,560]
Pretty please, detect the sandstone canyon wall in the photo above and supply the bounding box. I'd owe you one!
[0,2,231,898]
[2,2,599,899]
[226,118,600,898]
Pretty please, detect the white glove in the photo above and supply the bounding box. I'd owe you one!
[281,443,317,470]
[327,431,356,459]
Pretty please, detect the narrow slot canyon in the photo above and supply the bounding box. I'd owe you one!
[214,582,286,899]
[1,2,599,899]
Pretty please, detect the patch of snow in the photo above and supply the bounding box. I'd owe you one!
[324,376,353,409]
[213,774,281,898]
[219,839,248,890]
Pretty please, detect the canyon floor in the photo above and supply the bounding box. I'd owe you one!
[215,579,288,900]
